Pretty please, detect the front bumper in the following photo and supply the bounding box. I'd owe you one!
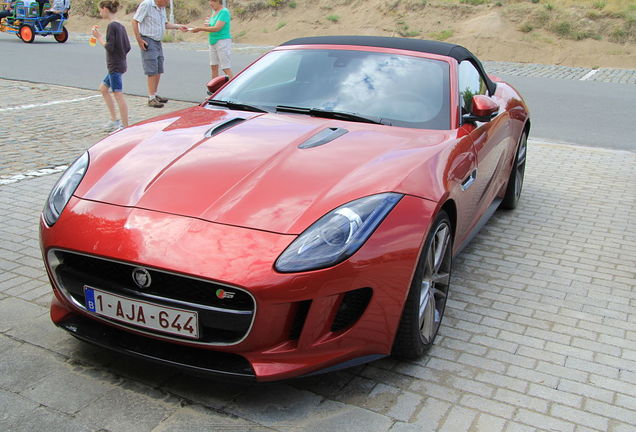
[41,194,437,381]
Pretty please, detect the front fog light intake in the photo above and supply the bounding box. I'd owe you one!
[43,152,89,226]
[275,193,402,272]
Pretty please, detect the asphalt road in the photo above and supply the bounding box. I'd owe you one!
[1,31,635,152]
[501,75,636,152]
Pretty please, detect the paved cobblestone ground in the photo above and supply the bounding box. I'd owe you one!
[484,62,636,84]
[0,78,195,179]
[1,79,635,431]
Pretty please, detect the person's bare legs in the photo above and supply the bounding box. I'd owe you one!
[147,74,160,96]
[99,83,117,121]
[113,91,129,127]
[222,67,234,79]
[210,65,219,79]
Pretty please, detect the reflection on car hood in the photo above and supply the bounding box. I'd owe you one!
[77,106,452,234]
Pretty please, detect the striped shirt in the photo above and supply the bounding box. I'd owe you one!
[133,0,166,42]
[50,0,70,12]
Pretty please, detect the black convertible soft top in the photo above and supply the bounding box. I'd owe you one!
[282,36,496,95]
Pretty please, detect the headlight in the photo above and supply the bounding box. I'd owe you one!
[43,152,89,226]
[275,193,402,272]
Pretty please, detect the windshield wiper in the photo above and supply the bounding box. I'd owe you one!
[208,99,268,113]
[276,105,385,125]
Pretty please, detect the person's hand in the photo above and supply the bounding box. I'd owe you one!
[91,25,100,38]
[191,27,201,33]
[178,24,188,32]
[137,38,148,50]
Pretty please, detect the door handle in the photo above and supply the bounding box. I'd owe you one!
[461,169,477,191]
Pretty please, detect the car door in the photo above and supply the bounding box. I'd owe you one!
[458,60,511,235]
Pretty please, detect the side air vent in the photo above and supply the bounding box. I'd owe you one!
[298,127,348,149]
[205,118,246,137]
[289,300,312,340]
[331,288,372,332]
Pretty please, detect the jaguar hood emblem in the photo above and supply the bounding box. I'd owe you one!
[132,267,152,289]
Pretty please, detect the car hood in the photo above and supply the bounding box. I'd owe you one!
[77,106,452,234]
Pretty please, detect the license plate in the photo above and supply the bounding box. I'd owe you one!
[84,286,199,339]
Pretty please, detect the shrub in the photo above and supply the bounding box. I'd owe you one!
[609,27,628,43]
[592,1,606,10]
[326,14,340,23]
[519,23,534,33]
[552,21,572,37]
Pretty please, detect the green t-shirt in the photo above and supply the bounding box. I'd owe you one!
[208,8,231,45]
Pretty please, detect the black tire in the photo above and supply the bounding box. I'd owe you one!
[500,130,528,210]
[54,26,68,43]
[392,211,452,359]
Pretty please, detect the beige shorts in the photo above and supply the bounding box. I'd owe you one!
[209,38,232,69]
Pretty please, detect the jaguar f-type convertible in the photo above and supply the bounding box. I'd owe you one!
[40,36,530,382]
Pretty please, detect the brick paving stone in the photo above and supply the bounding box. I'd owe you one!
[0,78,195,178]
[0,77,635,431]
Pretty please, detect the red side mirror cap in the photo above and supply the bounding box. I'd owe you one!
[206,75,229,95]
[463,95,499,123]
[472,95,499,118]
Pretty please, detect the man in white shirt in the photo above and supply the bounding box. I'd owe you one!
[132,0,187,108]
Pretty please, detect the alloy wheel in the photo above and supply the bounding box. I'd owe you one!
[418,222,451,344]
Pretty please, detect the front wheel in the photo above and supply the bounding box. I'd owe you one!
[500,130,527,210]
[392,211,452,359]
[54,26,68,43]
[19,24,35,43]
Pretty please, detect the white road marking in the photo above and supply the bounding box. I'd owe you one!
[0,95,101,113]
[580,69,599,81]
[0,166,68,185]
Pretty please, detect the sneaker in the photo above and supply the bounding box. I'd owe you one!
[148,97,164,108]
[155,95,168,103]
[103,119,122,131]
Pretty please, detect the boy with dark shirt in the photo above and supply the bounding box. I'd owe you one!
[92,0,131,131]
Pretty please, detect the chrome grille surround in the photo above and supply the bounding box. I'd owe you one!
[46,249,257,346]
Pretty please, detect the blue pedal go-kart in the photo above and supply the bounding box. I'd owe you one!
[0,0,68,43]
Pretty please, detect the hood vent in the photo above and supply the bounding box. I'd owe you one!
[299,127,348,149]
[205,117,246,137]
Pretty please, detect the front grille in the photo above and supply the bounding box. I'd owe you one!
[49,250,255,344]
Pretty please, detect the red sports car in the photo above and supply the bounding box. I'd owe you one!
[40,36,529,382]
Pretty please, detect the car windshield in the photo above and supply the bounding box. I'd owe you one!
[214,49,451,130]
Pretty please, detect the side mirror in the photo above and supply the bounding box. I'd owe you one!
[462,94,499,123]
[206,75,229,95]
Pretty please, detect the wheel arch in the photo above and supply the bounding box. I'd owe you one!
[523,119,531,136]
[440,199,457,243]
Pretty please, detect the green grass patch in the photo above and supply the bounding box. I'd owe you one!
[429,29,454,40]
[459,0,488,6]
[460,0,488,5]
[592,1,607,9]
[519,23,534,33]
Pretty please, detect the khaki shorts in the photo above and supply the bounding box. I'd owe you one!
[209,38,232,69]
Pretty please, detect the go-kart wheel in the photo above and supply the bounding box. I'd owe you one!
[19,24,35,43]
[54,26,68,43]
